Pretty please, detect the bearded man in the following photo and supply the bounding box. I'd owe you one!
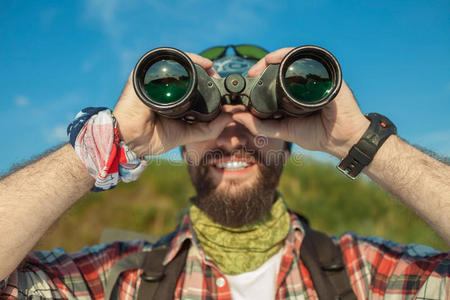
[0,46,449,300]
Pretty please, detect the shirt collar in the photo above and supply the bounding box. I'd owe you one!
[287,209,307,259]
[162,212,193,265]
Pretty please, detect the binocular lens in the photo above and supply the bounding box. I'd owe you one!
[143,59,191,104]
[283,58,332,103]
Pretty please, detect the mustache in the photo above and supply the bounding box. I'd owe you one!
[204,148,258,162]
[184,147,261,166]
[184,146,287,167]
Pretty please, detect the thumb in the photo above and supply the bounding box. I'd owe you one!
[231,112,291,141]
[182,113,234,145]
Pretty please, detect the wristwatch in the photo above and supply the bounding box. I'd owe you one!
[337,113,397,179]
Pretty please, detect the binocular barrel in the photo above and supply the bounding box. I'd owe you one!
[133,46,341,121]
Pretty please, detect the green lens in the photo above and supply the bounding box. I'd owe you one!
[235,45,268,60]
[143,59,191,104]
[199,47,225,60]
[283,58,332,103]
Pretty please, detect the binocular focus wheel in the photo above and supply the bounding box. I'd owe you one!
[225,74,246,94]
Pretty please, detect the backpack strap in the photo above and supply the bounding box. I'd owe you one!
[104,239,190,300]
[104,251,148,299]
[137,239,190,300]
[299,219,357,300]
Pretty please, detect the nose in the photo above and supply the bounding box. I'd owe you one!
[215,105,251,152]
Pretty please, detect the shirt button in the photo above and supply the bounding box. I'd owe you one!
[216,277,226,288]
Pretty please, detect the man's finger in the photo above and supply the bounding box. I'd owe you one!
[186,52,221,78]
[247,47,295,77]
[247,57,268,78]
[207,67,221,79]
[186,52,213,69]
[264,47,294,64]
[182,113,234,145]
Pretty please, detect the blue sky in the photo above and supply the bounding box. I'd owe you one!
[0,0,449,173]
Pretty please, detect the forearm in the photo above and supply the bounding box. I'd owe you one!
[0,144,94,280]
[357,135,449,244]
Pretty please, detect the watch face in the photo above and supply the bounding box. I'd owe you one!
[366,113,397,133]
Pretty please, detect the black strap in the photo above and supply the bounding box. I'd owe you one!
[300,225,357,300]
[337,112,397,179]
[137,240,190,300]
[104,252,148,299]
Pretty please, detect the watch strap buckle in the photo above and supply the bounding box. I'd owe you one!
[337,144,373,179]
[336,113,397,179]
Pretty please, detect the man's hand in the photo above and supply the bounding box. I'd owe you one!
[232,47,370,159]
[113,53,233,157]
[235,47,450,244]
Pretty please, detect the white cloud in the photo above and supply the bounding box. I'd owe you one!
[81,0,278,78]
[82,0,134,40]
[84,0,119,22]
[82,0,140,77]
[81,59,95,72]
[14,95,30,107]
[47,125,69,142]
[39,7,59,27]
[15,92,82,142]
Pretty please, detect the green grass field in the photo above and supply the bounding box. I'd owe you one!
[35,155,448,252]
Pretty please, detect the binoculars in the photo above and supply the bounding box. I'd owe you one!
[133,46,342,122]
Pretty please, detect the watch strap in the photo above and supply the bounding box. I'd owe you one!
[337,113,397,179]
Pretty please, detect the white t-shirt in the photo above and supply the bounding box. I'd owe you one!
[224,249,283,300]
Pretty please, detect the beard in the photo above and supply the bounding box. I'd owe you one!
[186,147,285,228]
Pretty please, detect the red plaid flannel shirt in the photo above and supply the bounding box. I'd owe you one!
[1,211,449,299]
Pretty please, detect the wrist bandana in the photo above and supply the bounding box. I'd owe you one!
[67,107,147,192]
[190,196,290,275]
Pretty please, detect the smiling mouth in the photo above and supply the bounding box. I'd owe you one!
[213,161,255,171]
[209,155,258,173]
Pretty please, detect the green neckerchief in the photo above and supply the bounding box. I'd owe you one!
[189,196,290,275]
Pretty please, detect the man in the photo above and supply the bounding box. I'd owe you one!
[0,47,449,299]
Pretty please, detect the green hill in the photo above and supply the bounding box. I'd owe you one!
[35,155,448,252]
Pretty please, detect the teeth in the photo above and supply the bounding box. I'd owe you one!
[215,161,250,170]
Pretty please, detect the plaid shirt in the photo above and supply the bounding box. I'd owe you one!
[1,211,449,299]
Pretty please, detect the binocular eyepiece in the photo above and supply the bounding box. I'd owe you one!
[133,45,341,122]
